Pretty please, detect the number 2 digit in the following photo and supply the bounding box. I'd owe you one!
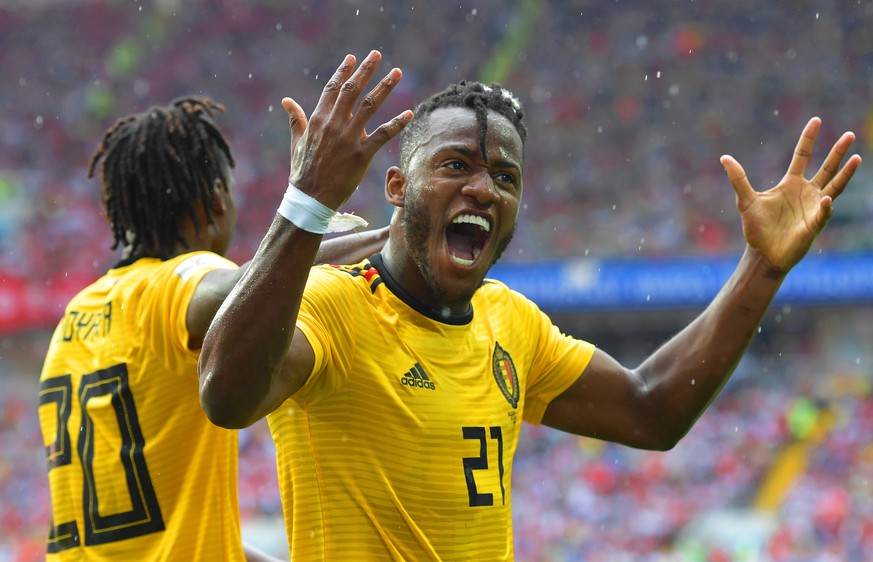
[461,425,505,507]
[40,364,164,552]
[40,375,81,552]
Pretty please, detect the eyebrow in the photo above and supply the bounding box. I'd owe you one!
[437,143,522,171]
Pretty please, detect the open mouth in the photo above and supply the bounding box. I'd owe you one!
[446,214,491,266]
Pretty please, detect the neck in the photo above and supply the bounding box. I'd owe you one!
[380,237,473,317]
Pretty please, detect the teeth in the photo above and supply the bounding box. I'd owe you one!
[452,214,490,232]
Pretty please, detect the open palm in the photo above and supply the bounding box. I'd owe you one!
[721,117,862,273]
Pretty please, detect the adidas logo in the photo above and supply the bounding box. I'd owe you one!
[399,362,436,390]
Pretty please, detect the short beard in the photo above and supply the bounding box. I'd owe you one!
[400,188,443,304]
[401,188,516,307]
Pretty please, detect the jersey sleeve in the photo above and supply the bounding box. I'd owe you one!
[293,265,360,406]
[515,290,595,425]
[138,252,238,376]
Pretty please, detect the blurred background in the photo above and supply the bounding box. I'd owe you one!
[2,1,873,560]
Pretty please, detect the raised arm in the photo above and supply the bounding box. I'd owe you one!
[543,117,862,450]
[198,51,412,428]
[185,226,389,350]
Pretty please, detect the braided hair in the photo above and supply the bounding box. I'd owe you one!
[399,81,527,171]
[88,96,236,259]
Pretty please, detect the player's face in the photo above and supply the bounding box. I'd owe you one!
[398,106,523,311]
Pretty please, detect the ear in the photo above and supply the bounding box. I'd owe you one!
[210,178,228,215]
[385,166,407,208]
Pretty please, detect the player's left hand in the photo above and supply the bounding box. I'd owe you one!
[721,117,862,273]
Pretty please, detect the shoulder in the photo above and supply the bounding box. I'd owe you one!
[308,259,381,292]
[117,252,236,313]
[107,252,237,286]
[477,277,533,307]
[165,252,238,282]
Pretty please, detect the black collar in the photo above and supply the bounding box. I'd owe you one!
[368,253,473,326]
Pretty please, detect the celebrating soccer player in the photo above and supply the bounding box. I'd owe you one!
[199,51,861,560]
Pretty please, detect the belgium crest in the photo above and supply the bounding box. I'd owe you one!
[491,342,519,409]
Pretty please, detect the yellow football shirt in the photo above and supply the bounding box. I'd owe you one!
[37,252,243,561]
[267,254,595,561]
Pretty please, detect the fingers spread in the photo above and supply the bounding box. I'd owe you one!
[815,195,834,233]
[786,117,821,177]
[822,153,862,200]
[721,154,756,210]
[333,50,382,118]
[351,67,403,134]
[282,97,308,138]
[313,54,357,116]
[812,131,854,186]
[367,109,414,146]
[282,97,309,161]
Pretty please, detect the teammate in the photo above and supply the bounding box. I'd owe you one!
[37,96,387,561]
[198,51,862,560]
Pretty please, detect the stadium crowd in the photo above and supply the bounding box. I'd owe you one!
[2,0,873,285]
[2,0,873,560]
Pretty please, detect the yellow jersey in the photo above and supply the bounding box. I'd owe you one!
[37,252,244,561]
[267,254,595,561]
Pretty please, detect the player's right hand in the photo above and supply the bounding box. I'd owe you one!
[282,50,413,211]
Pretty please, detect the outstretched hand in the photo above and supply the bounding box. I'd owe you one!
[282,50,413,211]
[721,117,862,273]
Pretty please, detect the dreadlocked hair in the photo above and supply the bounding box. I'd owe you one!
[399,81,527,171]
[88,95,236,259]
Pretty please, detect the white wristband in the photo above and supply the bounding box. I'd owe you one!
[277,183,368,233]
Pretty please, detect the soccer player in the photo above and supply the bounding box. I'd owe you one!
[37,96,387,561]
[198,52,862,560]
